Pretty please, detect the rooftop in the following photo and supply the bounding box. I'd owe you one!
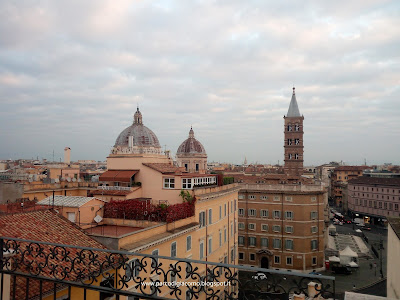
[348,176,400,187]
[85,224,143,237]
[142,162,181,174]
[37,196,104,207]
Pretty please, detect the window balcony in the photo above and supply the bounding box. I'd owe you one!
[0,236,336,300]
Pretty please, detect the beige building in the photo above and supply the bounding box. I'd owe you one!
[36,195,106,229]
[387,217,400,299]
[237,184,326,271]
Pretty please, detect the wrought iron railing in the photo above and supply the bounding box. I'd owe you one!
[0,237,335,300]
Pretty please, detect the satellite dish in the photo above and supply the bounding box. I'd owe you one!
[54,178,59,183]
[67,178,71,182]
[72,178,76,182]
[94,215,103,223]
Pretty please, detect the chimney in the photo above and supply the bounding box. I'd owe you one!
[64,147,71,165]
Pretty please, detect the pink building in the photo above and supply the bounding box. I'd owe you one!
[347,177,400,224]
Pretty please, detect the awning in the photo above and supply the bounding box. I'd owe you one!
[99,170,138,183]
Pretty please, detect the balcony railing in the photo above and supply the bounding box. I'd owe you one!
[97,185,132,191]
[0,237,335,300]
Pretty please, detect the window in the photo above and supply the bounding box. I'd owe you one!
[249,195,255,199]
[285,226,293,233]
[231,201,233,213]
[248,237,256,247]
[250,253,256,261]
[287,139,292,145]
[288,125,292,131]
[294,154,299,159]
[224,204,227,216]
[231,222,233,236]
[199,241,204,259]
[261,209,269,218]
[285,211,294,220]
[261,224,268,231]
[273,196,280,201]
[312,257,317,265]
[261,238,268,248]
[238,222,245,230]
[273,210,281,219]
[238,195,244,200]
[224,227,227,242]
[295,138,300,145]
[208,209,212,224]
[238,236,245,246]
[184,163,188,171]
[289,154,293,159]
[199,211,205,228]
[295,124,299,131]
[273,239,281,249]
[186,236,191,251]
[238,208,244,216]
[311,226,318,233]
[248,209,256,217]
[170,242,177,258]
[274,255,280,264]
[239,252,244,260]
[273,225,281,232]
[248,223,255,230]
[182,178,192,189]
[285,196,292,202]
[208,237,212,254]
[286,256,293,265]
[310,211,317,220]
[234,199,237,211]
[195,163,199,172]
[395,204,399,211]
[261,195,268,200]
[219,206,222,219]
[164,178,175,189]
[311,240,318,250]
[311,196,317,202]
[151,249,159,271]
[285,239,293,250]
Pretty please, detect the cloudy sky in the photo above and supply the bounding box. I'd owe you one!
[1,0,399,166]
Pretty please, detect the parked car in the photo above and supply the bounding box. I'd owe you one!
[332,265,352,275]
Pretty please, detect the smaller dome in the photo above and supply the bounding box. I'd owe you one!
[177,127,206,155]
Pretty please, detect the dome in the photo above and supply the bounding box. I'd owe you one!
[177,127,206,155]
[114,108,161,149]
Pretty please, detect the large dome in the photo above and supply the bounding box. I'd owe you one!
[114,108,161,149]
[177,127,206,154]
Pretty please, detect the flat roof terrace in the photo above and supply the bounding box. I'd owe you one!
[85,225,143,237]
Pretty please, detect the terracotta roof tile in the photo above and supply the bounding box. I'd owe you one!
[142,163,180,174]
[0,210,111,299]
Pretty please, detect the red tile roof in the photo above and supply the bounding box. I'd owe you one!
[0,210,110,299]
[99,170,139,182]
[142,163,180,174]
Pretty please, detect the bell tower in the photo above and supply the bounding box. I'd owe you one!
[284,87,304,176]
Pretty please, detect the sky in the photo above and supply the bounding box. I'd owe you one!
[0,0,399,166]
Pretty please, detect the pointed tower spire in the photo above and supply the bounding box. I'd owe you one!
[286,87,301,117]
